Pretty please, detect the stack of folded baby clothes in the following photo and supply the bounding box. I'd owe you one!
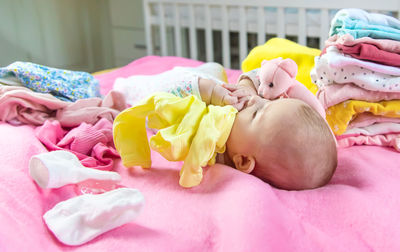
[311,8,400,151]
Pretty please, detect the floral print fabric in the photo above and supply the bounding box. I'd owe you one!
[0,61,100,101]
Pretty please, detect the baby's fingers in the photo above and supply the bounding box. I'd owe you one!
[232,100,246,111]
[222,83,239,92]
[231,96,250,111]
[222,95,238,106]
[231,88,251,98]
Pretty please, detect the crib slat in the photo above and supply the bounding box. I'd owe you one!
[205,4,213,62]
[239,6,247,63]
[189,4,198,60]
[159,2,168,56]
[277,7,285,38]
[173,3,182,57]
[320,8,329,49]
[222,5,231,69]
[298,8,306,45]
[144,0,153,55]
[257,6,266,45]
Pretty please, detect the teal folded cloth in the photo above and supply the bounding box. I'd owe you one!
[330,8,400,40]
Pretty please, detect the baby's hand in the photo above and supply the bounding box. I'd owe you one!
[210,84,239,108]
[222,83,256,111]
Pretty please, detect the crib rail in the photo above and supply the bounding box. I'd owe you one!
[143,0,400,69]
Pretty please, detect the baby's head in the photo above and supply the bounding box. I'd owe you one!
[226,96,337,190]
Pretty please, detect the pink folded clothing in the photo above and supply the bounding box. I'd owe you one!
[344,122,400,136]
[348,113,400,129]
[326,34,400,54]
[337,133,400,152]
[35,118,119,170]
[57,90,127,127]
[317,83,400,109]
[335,43,400,67]
[0,86,127,127]
[311,46,400,93]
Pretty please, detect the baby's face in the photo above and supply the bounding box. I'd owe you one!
[227,96,303,157]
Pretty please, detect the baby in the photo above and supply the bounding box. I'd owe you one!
[201,76,337,190]
[114,63,337,190]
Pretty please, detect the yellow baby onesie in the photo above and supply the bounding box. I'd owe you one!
[113,92,237,188]
[326,99,400,135]
[241,38,321,94]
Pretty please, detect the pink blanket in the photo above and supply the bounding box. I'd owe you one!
[2,56,400,251]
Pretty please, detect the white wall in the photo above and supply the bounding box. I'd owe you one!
[108,0,147,67]
[0,0,114,72]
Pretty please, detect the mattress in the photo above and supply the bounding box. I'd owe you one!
[1,56,400,251]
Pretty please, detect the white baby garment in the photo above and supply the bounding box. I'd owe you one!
[113,62,226,105]
[344,122,400,136]
[311,46,400,92]
[43,187,145,246]
[29,150,121,189]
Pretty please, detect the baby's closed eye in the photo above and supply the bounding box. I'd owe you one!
[252,109,258,119]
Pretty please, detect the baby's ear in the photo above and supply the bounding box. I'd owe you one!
[232,154,255,174]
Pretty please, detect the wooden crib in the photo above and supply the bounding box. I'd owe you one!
[143,0,400,69]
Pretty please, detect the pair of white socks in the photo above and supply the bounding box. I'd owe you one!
[29,150,144,246]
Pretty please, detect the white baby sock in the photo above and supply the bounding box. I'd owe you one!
[43,187,145,246]
[29,150,121,189]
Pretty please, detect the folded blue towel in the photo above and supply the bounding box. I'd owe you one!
[330,8,400,40]
[331,17,400,40]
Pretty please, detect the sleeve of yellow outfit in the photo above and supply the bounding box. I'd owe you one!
[149,95,206,161]
[113,92,202,168]
[113,92,237,188]
[326,99,400,135]
[112,97,153,168]
[241,38,321,94]
[179,105,237,187]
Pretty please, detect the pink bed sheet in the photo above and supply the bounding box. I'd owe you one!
[2,56,400,251]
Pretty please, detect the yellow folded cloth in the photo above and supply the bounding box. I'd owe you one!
[113,92,237,188]
[241,38,321,94]
[326,99,400,135]
[91,68,118,76]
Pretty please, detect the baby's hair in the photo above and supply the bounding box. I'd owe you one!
[296,103,337,188]
[253,101,337,190]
